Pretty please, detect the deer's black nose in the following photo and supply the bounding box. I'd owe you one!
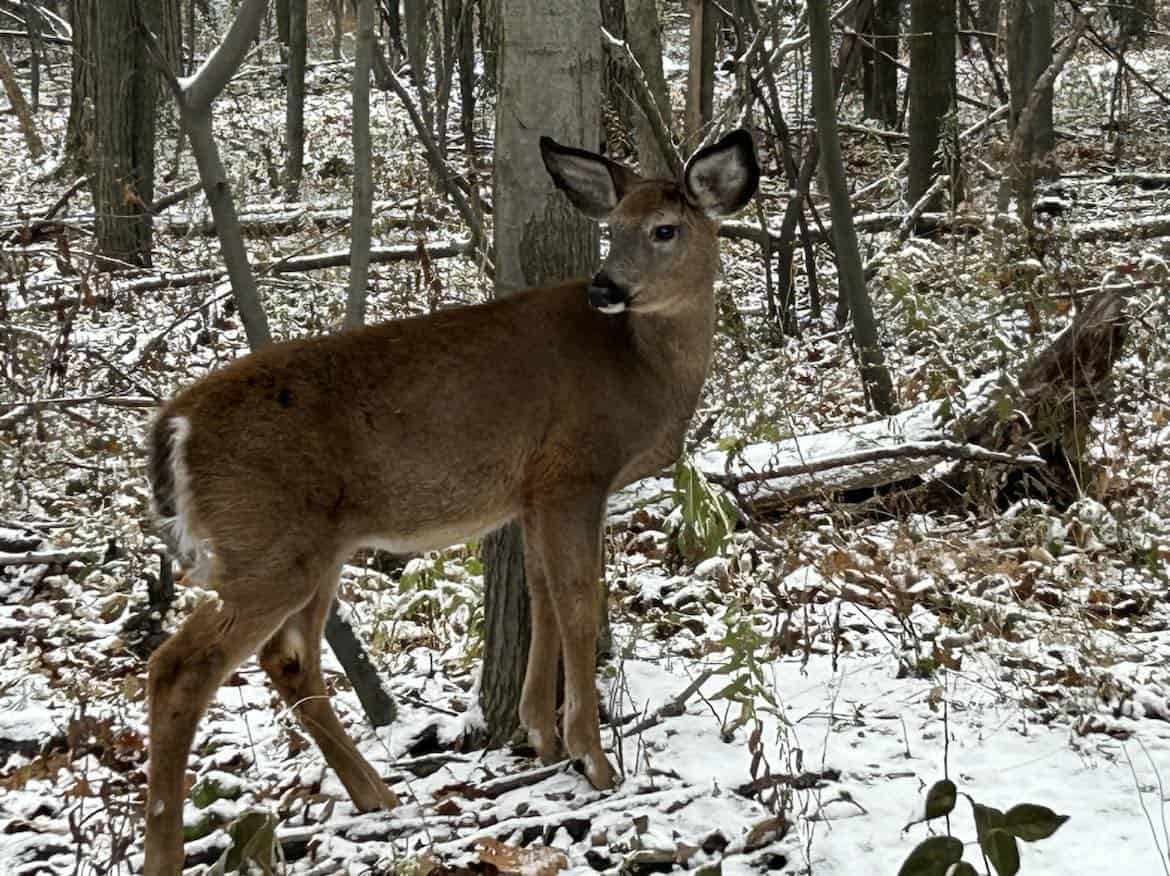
[587,273,629,313]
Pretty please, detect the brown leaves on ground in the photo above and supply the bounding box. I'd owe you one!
[476,838,568,876]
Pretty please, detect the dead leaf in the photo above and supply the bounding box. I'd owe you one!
[477,838,567,876]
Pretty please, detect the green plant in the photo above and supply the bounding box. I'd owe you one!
[899,778,1069,876]
[710,598,780,734]
[668,457,738,563]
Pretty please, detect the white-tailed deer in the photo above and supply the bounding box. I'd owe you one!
[143,130,758,872]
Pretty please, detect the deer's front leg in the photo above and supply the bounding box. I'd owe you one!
[526,496,617,790]
[518,550,563,764]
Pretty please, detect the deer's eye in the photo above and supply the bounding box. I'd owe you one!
[652,224,678,242]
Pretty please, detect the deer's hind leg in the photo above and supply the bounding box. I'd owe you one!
[259,572,399,812]
[144,563,312,875]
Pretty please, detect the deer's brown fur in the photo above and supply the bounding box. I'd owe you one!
[143,131,758,874]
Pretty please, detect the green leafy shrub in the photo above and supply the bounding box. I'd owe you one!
[899,777,1069,876]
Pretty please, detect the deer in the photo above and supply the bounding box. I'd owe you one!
[142,129,759,873]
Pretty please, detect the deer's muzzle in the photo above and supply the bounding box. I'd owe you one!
[588,273,629,314]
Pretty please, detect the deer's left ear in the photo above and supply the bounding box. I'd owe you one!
[541,137,641,220]
[683,129,760,217]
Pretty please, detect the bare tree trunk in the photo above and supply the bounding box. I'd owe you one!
[91,0,158,269]
[479,0,497,93]
[862,0,899,127]
[809,0,895,415]
[155,0,272,348]
[0,43,44,159]
[23,0,41,109]
[457,0,476,151]
[625,0,671,176]
[332,0,343,60]
[403,0,432,125]
[1006,0,1054,183]
[685,0,715,145]
[346,0,374,329]
[284,0,307,199]
[65,0,95,172]
[481,0,602,747]
[907,0,958,210]
[276,0,290,45]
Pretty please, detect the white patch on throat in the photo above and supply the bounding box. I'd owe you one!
[596,302,627,315]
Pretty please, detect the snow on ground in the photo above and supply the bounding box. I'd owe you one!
[3,10,1170,876]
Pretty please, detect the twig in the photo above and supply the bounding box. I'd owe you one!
[600,26,682,177]
[622,668,715,737]
[376,64,485,255]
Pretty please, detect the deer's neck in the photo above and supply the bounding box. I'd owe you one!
[629,283,718,413]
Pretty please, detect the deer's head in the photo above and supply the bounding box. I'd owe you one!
[540,131,759,316]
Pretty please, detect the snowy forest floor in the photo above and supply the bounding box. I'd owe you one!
[3,18,1170,876]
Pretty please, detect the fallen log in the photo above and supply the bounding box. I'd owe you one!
[695,289,1129,511]
[2,238,474,309]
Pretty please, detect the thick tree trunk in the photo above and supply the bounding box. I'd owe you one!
[65,0,94,172]
[862,0,899,127]
[284,0,307,200]
[907,0,958,211]
[809,0,895,415]
[482,0,601,746]
[91,0,158,269]
[1006,0,1054,182]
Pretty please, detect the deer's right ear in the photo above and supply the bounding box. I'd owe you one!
[540,137,638,220]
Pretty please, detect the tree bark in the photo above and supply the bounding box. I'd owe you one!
[1006,0,1054,152]
[65,0,95,172]
[346,0,374,329]
[482,0,602,746]
[284,0,307,199]
[91,0,158,269]
[624,0,671,176]
[0,42,44,159]
[403,0,431,126]
[809,0,896,415]
[907,0,958,211]
[862,0,899,127]
[685,0,715,145]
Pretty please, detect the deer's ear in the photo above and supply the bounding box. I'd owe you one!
[683,129,760,217]
[540,137,639,220]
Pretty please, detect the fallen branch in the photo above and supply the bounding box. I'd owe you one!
[3,238,474,307]
[1070,214,1170,243]
[693,288,1129,510]
[734,767,841,798]
[864,175,950,278]
[7,175,88,243]
[0,545,106,567]
[621,669,715,737]
[707,441,1043,493]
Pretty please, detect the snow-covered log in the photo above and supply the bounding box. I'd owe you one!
[695,289,1129,511]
